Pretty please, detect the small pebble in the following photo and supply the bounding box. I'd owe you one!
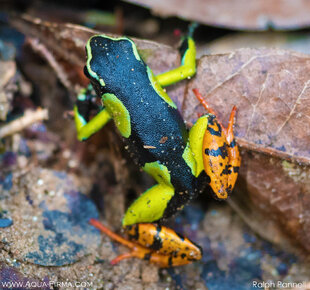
[0,218,13,228]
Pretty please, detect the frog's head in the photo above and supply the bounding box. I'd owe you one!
[84,35,145,96]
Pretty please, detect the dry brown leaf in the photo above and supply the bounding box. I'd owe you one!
[197,32,310,57]
[125,0,310,30]
[185,48,310,165]
[231,151,310,254]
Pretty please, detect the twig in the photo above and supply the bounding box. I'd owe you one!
[0,108,48,138]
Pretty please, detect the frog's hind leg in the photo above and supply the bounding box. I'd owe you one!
[90,220,202,267]
[192,89,241,199]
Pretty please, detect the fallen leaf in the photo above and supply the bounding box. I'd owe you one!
[185,47,310,164]
[125,0,310,30]
[230,151,310,254]
[197,32,310,57]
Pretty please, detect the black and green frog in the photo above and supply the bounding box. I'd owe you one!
[74,28,240,267]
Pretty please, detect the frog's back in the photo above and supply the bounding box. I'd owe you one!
[86,36,206,213]
[86,36,186,159]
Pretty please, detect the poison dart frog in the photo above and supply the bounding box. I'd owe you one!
[74,27,240,267]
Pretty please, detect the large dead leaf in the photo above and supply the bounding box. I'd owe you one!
[198,32,310,56]
[232,151,310,254]
[125,0,310,30]
[185,48,310,164]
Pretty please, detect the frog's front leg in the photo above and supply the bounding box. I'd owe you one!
[155,25,197,87]
[74,86,112,141]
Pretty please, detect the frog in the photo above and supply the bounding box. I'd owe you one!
[74,28,240,267]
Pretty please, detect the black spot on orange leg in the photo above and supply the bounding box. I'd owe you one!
[192,88,237,140]
[144,253,152,261]
[205,144,228,158]
[221,164,232,175]
[150,225,163,251]
[207,117,222,136]
[127,224,140,241]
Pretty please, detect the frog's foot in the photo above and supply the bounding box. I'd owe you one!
[74,85,112,141]
[192,88,241,199]
[89,219,202,267]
